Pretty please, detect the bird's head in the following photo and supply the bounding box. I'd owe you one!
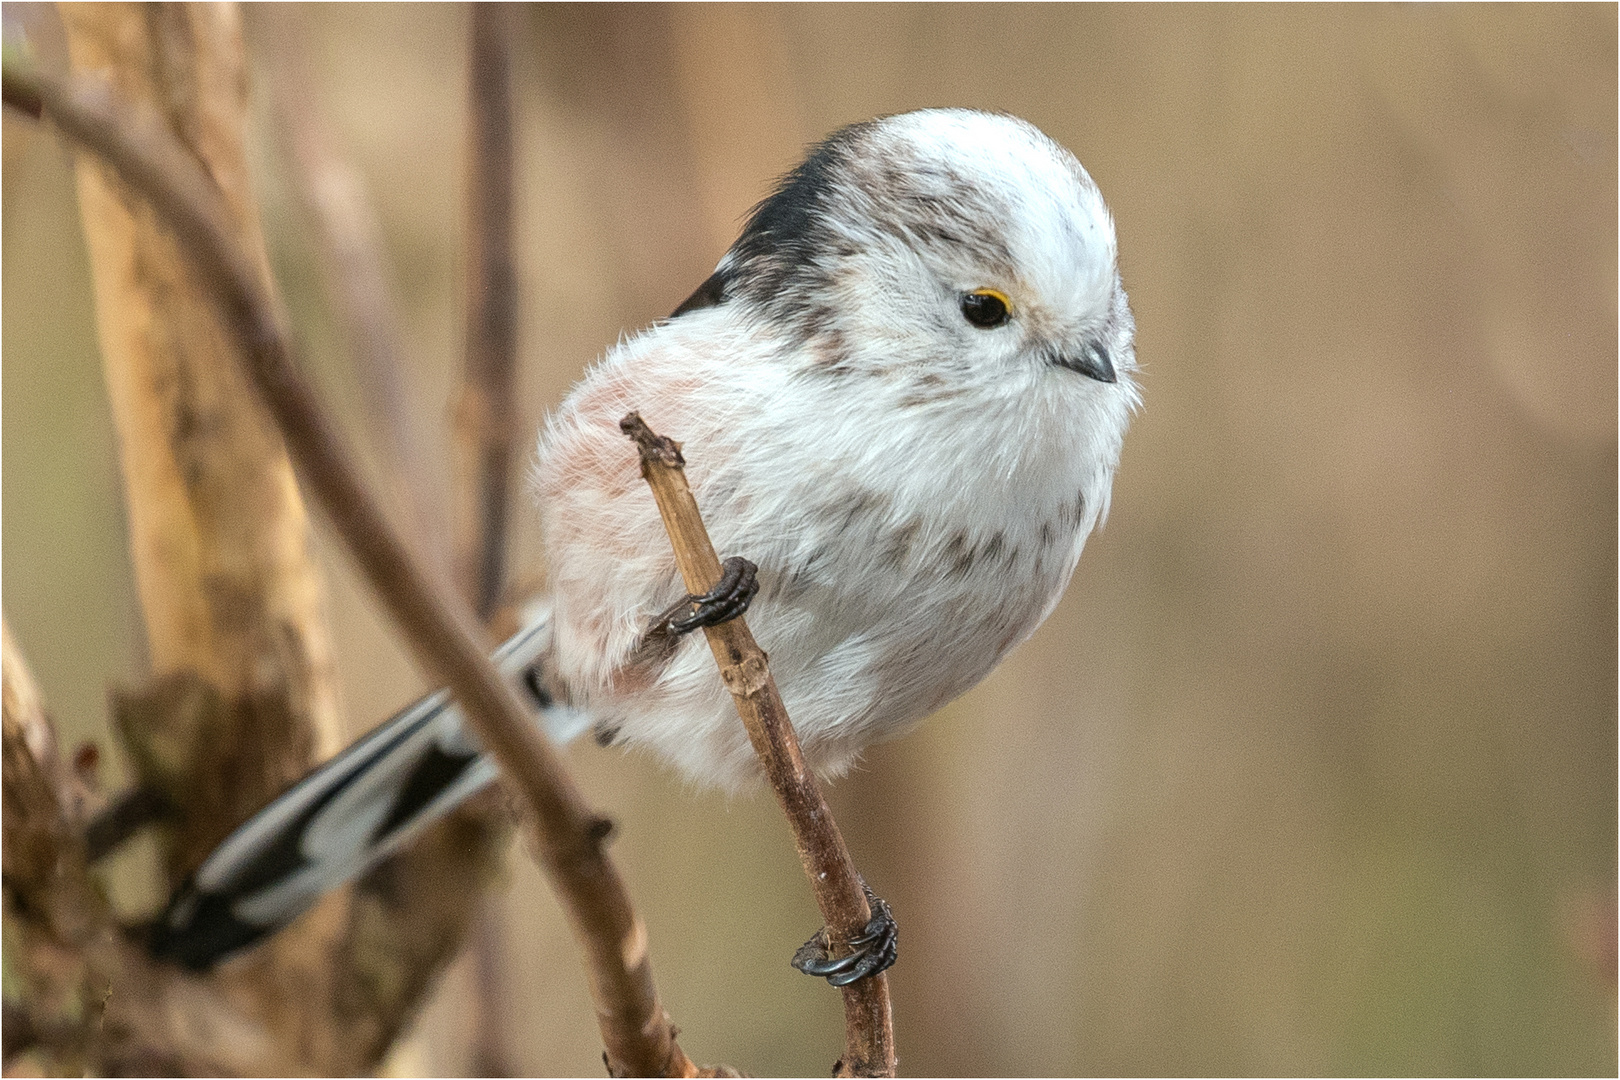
[677,109,1134,398]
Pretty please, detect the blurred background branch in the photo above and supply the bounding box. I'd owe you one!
[458,7,520,1074]
[5,618,290,1076]
[457,2,519,628]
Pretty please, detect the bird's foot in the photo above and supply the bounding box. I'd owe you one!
[791,886,897,987]
[668,556,759,634]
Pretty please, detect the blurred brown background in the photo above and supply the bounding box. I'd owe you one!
[4,4,1614,1075]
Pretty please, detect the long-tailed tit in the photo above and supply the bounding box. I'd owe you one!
[152,109,1138,977]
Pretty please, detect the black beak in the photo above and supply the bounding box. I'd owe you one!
[1054,342,1116,383]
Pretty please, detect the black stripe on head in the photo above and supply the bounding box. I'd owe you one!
[724,120,877,309]
[669,267,730,318]
[669,123,875,323]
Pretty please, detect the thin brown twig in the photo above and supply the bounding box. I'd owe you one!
[622,413,898,1078]
[462,7,521,1071]
[3,60,702,1079]
[458,2,520,625]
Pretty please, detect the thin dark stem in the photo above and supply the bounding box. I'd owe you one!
[4,60,700,1079]
[460,2,518,624]
[462,8,520,1069]
[622,413,898,1078]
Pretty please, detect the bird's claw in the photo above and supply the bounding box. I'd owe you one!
[669,556,759,634]
[791,888,897,987]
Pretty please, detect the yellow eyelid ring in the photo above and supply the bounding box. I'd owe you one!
[968,287,1013,311]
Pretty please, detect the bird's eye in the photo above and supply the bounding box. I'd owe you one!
[960,288,1012,329]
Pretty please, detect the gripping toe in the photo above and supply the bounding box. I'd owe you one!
[790,890,897,987]
[668,556,759,634]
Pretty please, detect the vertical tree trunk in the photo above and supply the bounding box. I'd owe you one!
[59,3,354,1070]
[62,0,341,857]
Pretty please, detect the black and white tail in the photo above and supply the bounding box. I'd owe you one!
[149,610,588,970]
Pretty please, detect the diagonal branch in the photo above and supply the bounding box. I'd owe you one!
[2,59,703,1079]
[622,413,898,1078]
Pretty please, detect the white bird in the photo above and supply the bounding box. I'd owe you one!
[152,109,1138,978]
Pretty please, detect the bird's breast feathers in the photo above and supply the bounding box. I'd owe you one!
[536,314,1122,747]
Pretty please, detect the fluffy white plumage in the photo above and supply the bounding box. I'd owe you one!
[152,107,1137,968]
[538,109,1136,789]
